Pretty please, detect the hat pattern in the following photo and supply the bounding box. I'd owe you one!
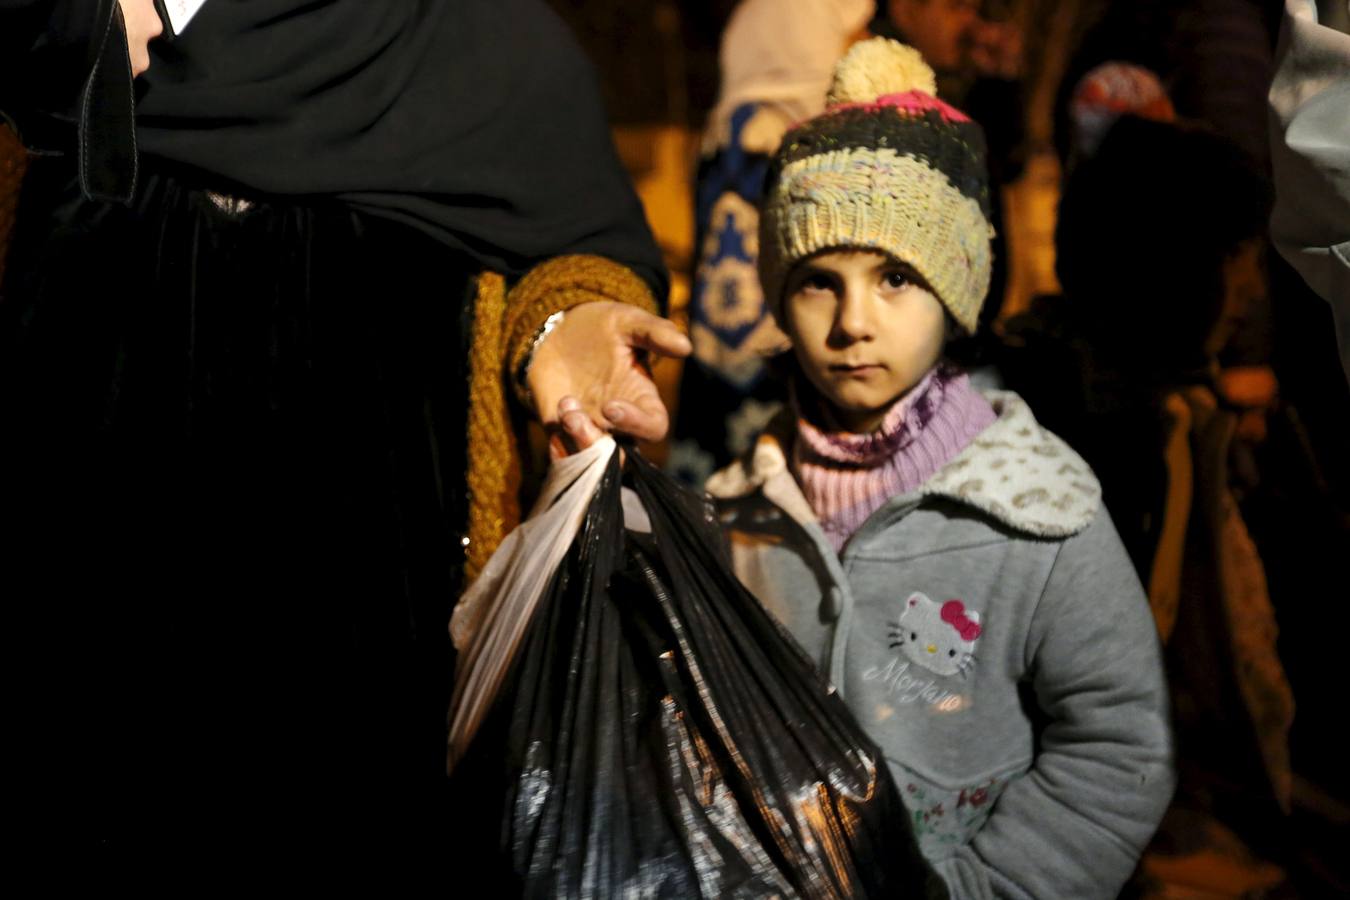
[759,39,995,333]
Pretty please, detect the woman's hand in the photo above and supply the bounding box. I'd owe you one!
[528,301,690,452]
[118,0,164,77]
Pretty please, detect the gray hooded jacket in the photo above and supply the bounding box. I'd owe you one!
[707,391,1175,900]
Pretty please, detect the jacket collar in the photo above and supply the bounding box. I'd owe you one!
[706,390,1101,538]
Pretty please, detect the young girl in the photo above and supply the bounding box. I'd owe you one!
[702,39,1174,899]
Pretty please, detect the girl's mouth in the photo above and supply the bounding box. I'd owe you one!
[830,363,883,376]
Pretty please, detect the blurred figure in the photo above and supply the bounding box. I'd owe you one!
[669,0,874,484]
[1004,115,1302,895]
[1049,117,1274,589]
[1055,0,1277,169]
[875,0,1023,82]
[1063,61,1176,170]
[703,0,875,156]
[873,0,1027,361]
[1052,0,1283,429]
[879,0,982,72]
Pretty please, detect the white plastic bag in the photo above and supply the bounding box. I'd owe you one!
[447,435,617,770]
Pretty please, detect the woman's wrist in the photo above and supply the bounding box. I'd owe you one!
[516,310,566,413]
[501,254,659,413]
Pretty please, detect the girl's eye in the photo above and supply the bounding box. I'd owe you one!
[799,273,833,292]
[883,270,911,290]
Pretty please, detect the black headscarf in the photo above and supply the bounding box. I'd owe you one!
[5,0,665,293]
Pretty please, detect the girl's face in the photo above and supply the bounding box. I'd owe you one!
[784,250,947,433]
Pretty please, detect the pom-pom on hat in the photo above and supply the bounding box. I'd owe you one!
[760,38,995,334]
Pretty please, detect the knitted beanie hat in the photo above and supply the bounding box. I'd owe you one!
[759,38,995,334]
[1069,62,1175,160]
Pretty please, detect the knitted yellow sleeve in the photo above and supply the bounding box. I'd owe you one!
[464,254,659,582]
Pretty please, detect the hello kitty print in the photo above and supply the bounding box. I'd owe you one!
[889,593,982,678]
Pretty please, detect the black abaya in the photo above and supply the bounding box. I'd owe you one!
[6,162,482,869]
[2,0,667,876]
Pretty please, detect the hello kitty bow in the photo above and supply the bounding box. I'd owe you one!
[941,600,983,641]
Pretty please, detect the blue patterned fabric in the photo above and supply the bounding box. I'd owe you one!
[670,103,787,484]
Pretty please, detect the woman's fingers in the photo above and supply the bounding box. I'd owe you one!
[622,308,692,359]
[529,302,687,445]
[601,394,668,444]
[549,396,606,459]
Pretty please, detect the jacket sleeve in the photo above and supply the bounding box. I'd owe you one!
[933,506,1175,900]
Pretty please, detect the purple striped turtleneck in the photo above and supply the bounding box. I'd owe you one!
[791,366,996,552]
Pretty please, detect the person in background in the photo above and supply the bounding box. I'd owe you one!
[1061,61,1176,170]
[1052,0,1288,452]
[669,0,874,485]
[1018,114,1298,896]
[872,0,1026,358]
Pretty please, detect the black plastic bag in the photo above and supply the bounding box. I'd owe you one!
[449,451,947,899]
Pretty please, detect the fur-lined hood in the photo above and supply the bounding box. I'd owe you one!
[705,390,1101,538]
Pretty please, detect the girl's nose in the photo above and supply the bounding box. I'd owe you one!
[832,285,874,344]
